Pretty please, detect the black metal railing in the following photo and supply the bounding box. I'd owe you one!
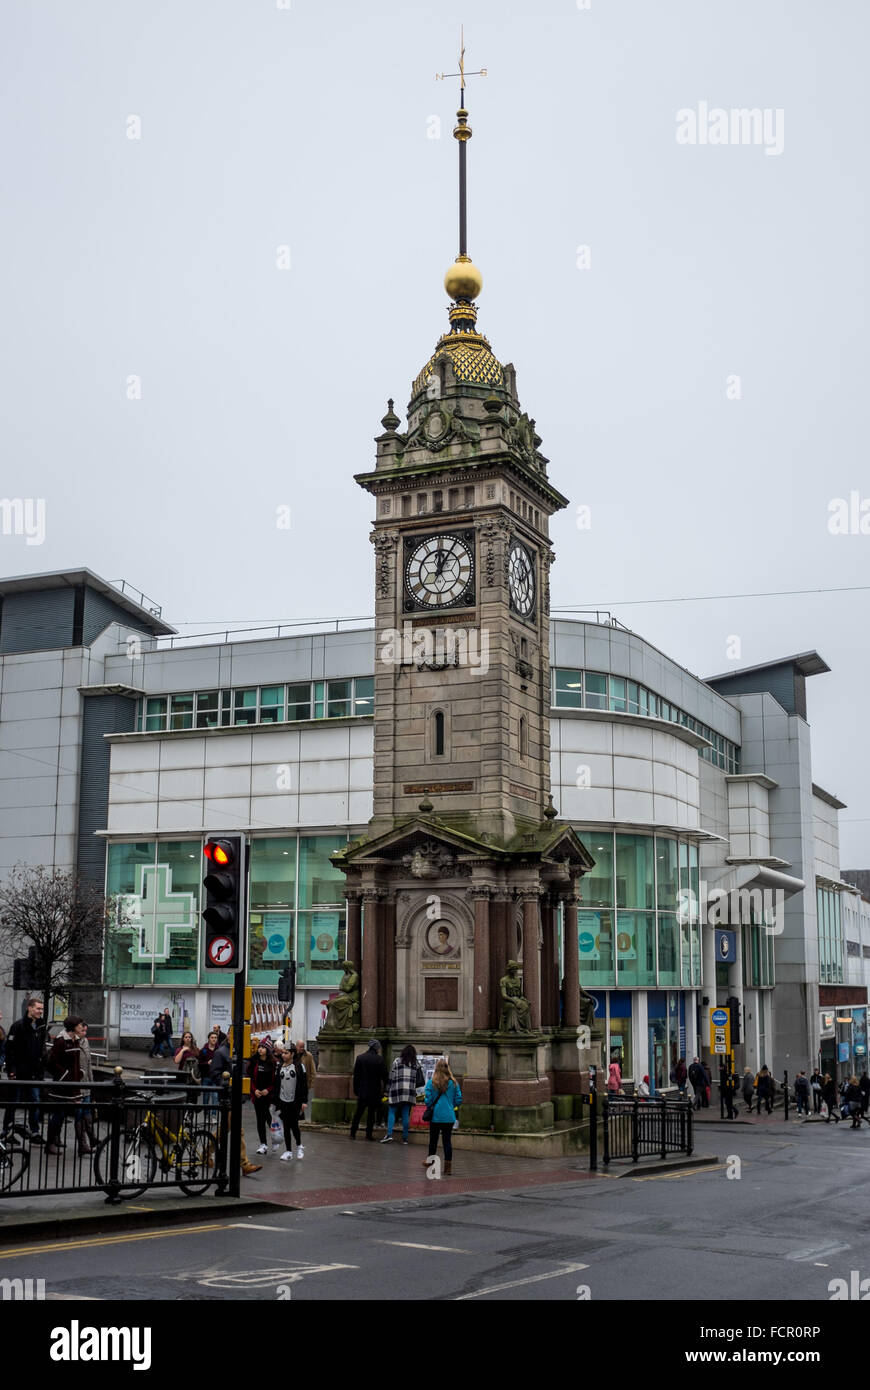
[601,1096,694,1166]
[0,1071,230,1204]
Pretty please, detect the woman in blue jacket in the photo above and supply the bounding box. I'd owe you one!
[424,1058,462,1175]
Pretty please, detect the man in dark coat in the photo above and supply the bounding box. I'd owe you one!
[350,1039,388,1141]
[3,997,47,1138]
[688,1057,708,1109]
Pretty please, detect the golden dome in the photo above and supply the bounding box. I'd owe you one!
[444,255,483,300]
[412,332,502,397]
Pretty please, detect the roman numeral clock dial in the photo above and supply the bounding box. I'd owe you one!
[404,533,474,611]
[509,540,535,617]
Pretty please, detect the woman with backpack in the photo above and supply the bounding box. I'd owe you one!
[382,1043,424,1144]
[423,1058,462,1176]
[248,1043,280,1155]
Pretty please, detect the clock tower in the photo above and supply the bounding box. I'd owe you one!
[315,43,596,1141]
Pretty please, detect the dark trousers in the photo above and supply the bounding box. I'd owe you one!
[279,1101,303,1149]
[3,1084,41,1135]
[253,1096,273,1144]
[350,1099,379,1139]
[756,1095,772,1114]
[812,1091,822,1113]
[428,1122,453,1161]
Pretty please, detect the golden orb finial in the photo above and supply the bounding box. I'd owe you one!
[444,254,483,301]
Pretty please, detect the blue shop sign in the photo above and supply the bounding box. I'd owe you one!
[715,930,736,963]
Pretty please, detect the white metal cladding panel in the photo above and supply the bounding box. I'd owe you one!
[0,655,65,693]
[0,716,63,749]
[108,770,160,804]
[157,737,206,771]
[111,740,161,773]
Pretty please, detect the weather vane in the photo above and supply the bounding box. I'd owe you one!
[436,26,487,261]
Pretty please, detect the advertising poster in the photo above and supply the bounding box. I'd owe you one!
[577,910,601,961]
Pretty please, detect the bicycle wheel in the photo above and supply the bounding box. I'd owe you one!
[94,1128,157,1198]
[175,1128,217,1196]
[0,1137,29,1193]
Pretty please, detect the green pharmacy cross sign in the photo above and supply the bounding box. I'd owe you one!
[123,863,197,963]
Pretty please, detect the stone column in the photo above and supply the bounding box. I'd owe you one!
[540,896,556,1027]
[470,888,491,1031]
[381,897,397,1028]
[561,890,580,1028]
[344,889,362,969]
[360,889,382,1030]
[521,891,542,1030]
[489,896,509,1030]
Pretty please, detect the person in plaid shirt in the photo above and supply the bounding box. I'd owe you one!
[381,1044,424,1144]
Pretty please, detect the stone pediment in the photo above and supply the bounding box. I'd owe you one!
[333,815,595,874]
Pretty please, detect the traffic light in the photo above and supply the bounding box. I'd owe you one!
[12,946,40,991]
[277,962,297,1007]
[202,836,245,971]
[726,995,741,1045]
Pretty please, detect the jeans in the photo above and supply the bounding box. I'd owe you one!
[3,1084,41,1135]
[387,1103,411,1140]
[796,1095,808,1114]
[756,1095,772,1114]
[427,1122,453,1161]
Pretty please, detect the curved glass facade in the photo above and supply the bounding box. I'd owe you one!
[553,668,740,772]
[576,831,702,989]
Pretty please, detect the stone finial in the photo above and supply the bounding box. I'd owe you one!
[544,795,557,820]
[419,793,434,814]
[381,398,400,432]
[483,392,502,413]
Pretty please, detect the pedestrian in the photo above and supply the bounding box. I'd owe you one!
[636,1075,651,1101]
[842,1075,864,1129]
[350,1039,388,1141]
[741,1067,755,1114]
[173,1030,198,1071]
[2,996,46,1140]
[423,1058,462,1176]
[703,1062,712,1106]
[688,1057,707,1110]
[78,1021,96,1150]
[821,1072,840,1123]
[294,1039,317,1107]
[607,1060,622,1094]
[277,1046,308,1161]
[755,1065,774,1115]
[248,1043,279,1155]
[161,1008,174,1056]
[382,1043,424,1143]
[858,1072,870,1118]
[718,1062,736,1119]
[794,1071,810,1116]
[198,1029,228,1123]
[810,1069,823,1114]
[673,1057,687,1096]
[46,1016,89,1155]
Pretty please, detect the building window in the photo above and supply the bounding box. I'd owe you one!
[354,677,374,716]
[551,667,740,772]
[434,710,445,757]
[144,698,167,732]
[233,688,258,725]
[259,685,285,723]
[326,680,351,719]
[519,716,527,760]
[137,675,379,733]
[195,691,220,728]
[169,693,194,731]
[288,683,312,720]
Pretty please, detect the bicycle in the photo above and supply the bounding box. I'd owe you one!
[93,1095,217,1198]
[0,1126,30,1193]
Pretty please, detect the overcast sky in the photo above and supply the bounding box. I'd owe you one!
[1,0,867,862]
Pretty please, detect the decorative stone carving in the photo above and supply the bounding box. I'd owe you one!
[479,516,510,588]
[497,959,533,1033]
[402,841,456,879]
[370,529,399,599]
[324,961,360,1031]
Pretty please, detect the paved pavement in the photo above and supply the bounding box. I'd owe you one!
[1,1120,867,1303]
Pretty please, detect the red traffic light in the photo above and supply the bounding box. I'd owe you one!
[204,840,234,866]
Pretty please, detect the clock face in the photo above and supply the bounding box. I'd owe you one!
[404,533,474,609]
[508,541,535,616]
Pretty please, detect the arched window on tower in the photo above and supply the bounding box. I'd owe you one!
[434,710,445,758]
[519,716,527,761]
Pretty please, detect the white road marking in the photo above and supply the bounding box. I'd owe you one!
[377,1240,472,1254]
[46,1292,104,1301]
[787,1243,850,1262]
[226,1223,289,1232]
[456,1262,589,1300]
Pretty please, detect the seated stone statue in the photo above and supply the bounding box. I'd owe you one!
[324,961,360,1031]
[498,959,533,1033]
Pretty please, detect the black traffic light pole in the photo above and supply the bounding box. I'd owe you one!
[202,834,248,1198]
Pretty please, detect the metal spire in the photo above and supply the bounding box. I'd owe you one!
[436,26,486,258]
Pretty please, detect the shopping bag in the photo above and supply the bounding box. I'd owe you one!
[820,1101,828,1118]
